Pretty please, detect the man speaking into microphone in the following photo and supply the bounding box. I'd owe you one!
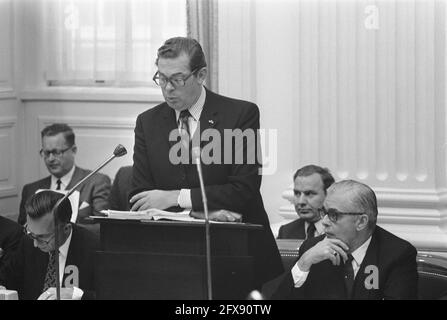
[129,37,283,288]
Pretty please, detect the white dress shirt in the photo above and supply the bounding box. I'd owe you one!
[51,165,75,191]
[175,86,206,209]
[55,229,84,299]
[292,235,373,288]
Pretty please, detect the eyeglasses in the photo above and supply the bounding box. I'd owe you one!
[152,67,202,88]
[23,225,55,245]
[320,207,365,223]
[39,146,72,158]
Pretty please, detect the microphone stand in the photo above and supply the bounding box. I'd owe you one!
[193,148,212,300]
[52,144,127,300]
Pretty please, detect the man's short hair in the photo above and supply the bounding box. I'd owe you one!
[293,165,335,193]
[25,190,72,224]
[155,37,207,72]
[328,180,378,228]
[41,123,75,147]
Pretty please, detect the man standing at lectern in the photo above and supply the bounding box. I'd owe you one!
[129,37,283,287]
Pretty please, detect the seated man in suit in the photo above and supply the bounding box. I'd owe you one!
[108,165,133,211]
[0,216,23,267]
[0,190,99,300]
[272,180,418,299]
[278,165,335,240]
[18,123,111,232]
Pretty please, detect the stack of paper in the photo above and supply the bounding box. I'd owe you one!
[101,208,194,222]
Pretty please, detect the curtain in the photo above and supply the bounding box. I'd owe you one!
[43,0,187,86]
[186,0,218,92]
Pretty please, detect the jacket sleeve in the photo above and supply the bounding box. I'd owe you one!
[130,114,156,198]
[190,103,262,219]
[89,173,112,214]
[382,244,418,299]
[0,238,25,293]
[18,186,29,226]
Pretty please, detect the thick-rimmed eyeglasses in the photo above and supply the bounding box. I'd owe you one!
[152,67,201,88]
[39,146,72,158]
[23,225,55,245]
[320,207,365,223]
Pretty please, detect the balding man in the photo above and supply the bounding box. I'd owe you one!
[273,180,418,300]
[278,165,335,239]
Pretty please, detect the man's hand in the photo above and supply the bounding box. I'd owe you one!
[297,238,349,272]
[130,190,180,211]
[37,287,75,300]
[190,210,242,222]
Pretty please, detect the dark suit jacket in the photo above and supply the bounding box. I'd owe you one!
[0,224,99,300]
[18,166,111,226]
[277,219,306,239]
[131,88,283,287]
[0,216,23,267]
[272,226,418,299]
[108,166,133,211]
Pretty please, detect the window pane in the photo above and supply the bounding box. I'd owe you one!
[45,0,187,86]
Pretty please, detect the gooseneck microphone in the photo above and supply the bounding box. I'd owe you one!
[53,144,127,300]
[192,147,212,300]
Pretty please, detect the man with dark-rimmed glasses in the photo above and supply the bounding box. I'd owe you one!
[130,37,283,289]
[272,179,418,299]
[18,123,111,234]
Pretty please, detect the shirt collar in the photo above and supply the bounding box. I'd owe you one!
[57,227,73,260]
[51,165,75,190]
[351,235,372,267]
[304,219,325,236]
[175,86,206,122]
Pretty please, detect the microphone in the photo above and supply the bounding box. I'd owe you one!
[247,290,265,300]
[192,147,212,300]
[52,144,127,300]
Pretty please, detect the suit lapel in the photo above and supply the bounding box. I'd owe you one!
[352,231,379,299]
[63,226,78,287]
[298,220,306,239]
[196,89,219,135]
[66,166,83,190]
[159,104,179,151]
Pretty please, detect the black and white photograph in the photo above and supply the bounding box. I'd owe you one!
[0,0,447,309]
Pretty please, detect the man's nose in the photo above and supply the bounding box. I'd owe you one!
[46,153,57,161]
[322,214,331,227]
[164,81,175,91]
[297,194,307,205]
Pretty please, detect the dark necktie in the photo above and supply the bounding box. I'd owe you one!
[306,222,316,239]
[178,109,192,160]
[43,250,58,292]
[343,254,355,299]
[178,109,191,137]
[56,179,62,190]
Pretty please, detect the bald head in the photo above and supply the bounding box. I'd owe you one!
[326,180,378,229]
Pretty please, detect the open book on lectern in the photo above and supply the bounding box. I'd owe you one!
[99,209,235,223]
[100,208,194,222]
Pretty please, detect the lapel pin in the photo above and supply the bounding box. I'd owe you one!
[208,120,215,126]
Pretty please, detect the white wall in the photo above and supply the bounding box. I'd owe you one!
[219,0,447,251]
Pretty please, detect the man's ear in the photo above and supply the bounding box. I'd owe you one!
[196,67,207,84]
[357,214,369,231]
[71,145,77,154]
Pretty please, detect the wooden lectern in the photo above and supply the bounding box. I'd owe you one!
[94,218,263,300]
